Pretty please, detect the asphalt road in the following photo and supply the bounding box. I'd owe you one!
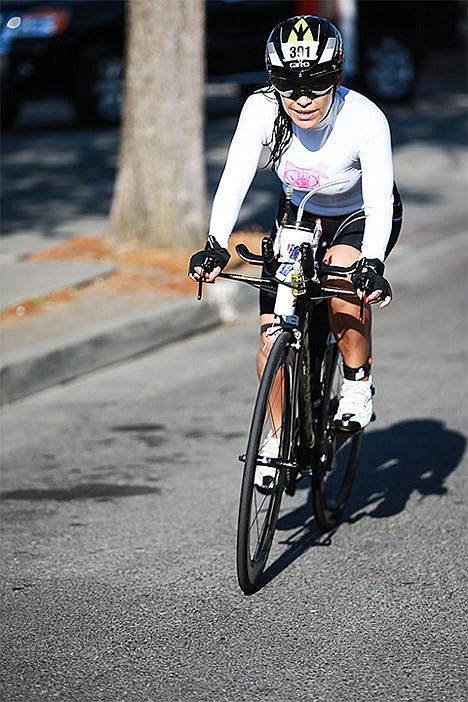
[1,224,466,701]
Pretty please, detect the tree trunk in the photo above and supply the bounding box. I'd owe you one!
[107,0,206,249]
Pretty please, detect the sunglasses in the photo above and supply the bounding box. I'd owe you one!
[270,75,336,99]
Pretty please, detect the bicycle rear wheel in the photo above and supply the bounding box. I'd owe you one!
[312,342,362,531]
[236,330,295,594]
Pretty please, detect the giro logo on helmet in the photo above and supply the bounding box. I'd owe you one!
[289,61,311,69]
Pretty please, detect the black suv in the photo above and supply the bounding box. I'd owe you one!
[0,0,464,129]
[0,0,125,128]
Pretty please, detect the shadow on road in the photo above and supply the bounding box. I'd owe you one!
[1,128,118,239]
[256,418,465,593]
[389,99,467,150]
[347,418,466,520]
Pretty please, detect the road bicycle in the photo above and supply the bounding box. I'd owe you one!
[197,187,370,594]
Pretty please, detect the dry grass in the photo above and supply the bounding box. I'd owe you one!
[1,229,265,323]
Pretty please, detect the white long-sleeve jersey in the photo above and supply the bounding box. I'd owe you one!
[208,86,395,261]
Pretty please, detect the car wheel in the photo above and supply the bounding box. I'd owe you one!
[361,31,418,102]
[74,44,124,126]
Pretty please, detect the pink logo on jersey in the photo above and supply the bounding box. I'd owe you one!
[284,160,329,189]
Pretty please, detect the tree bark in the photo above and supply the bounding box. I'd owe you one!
[107,0,206,249]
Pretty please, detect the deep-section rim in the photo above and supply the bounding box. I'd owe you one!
[311,342,362,531]
[236,329,294,594]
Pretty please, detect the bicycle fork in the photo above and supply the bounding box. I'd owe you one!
[283,326,317,495]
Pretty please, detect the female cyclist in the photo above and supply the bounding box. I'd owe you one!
[189,15,402,491]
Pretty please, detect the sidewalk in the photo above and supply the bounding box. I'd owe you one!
[0,234,259,405]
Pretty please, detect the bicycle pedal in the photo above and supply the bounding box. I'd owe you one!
[335,417,361,433]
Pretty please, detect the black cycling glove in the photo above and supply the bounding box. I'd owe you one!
[188,236,231,277]
[352,258,392,300]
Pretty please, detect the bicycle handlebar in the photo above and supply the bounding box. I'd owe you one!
[197,241,364,309]
[234,242,359,278]
[205,242,372,322]
[234,242,357,278]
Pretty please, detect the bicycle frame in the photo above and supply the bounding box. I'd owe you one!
[260,301,331,490]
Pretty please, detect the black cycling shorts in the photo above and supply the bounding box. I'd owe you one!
[259,183,403,315]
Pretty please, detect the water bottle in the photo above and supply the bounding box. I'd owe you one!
[274,226,314,320]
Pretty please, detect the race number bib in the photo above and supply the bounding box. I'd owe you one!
[282,41,319,63]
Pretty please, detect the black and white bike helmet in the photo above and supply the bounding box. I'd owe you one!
[266,16,344,97]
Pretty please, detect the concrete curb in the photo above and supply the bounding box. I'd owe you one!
[2,227,465,406]
[0,260,118,311]
[0,278,257,405]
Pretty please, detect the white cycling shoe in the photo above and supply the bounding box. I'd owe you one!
[254,432,280,494]
[334,378,374,431]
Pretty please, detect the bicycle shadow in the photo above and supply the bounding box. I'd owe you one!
[259,419,466,591]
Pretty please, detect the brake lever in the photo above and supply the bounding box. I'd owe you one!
[197,256,216,301]
[359,278,372,322]
[352,258,367,322]
[359,293,365,323]
[197,274,204,301]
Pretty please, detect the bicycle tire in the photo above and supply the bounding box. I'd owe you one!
[236,330,295,594]
[312,341,362,531]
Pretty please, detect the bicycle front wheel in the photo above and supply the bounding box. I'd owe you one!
[312,343,362,531]
[236,330,295,594]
